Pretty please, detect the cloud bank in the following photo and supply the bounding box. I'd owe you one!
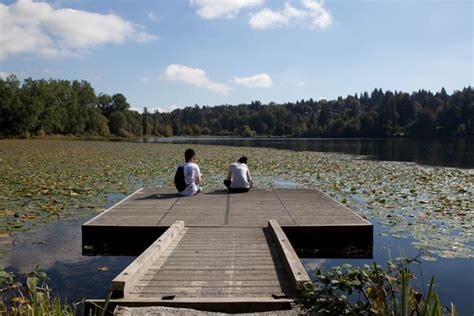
[0,0,157,61]
[234,73,273,88]
[190,0,264,19]
[249,0,332,30]
[162,64,231,94]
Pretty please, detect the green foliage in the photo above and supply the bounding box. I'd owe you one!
[1,76,472,138]
[241,125,256,137]
[0,266,14,285]
[0,268,79,316]
[142,107,149,135]
[0,77,142,138]
[157,87,473,137]
[300,258,456,315]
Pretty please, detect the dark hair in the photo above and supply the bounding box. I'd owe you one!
[184,148,195,162]
[237,156,248,164]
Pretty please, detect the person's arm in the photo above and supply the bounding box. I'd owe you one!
[195,165,202,184]
[247,168,254,188]
[226,165,232,181]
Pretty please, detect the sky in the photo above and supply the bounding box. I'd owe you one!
[0,0,472,112]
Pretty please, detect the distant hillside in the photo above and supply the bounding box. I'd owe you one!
[1,75,472,138]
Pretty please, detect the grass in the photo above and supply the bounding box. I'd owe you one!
[0,270,77,316]
[0,270,115,316]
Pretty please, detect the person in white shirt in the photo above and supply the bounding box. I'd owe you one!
[224,156,253,193]
[177,148,202,196]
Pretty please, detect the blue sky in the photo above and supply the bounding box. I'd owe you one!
[0,0,472,112]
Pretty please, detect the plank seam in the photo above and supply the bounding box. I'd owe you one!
[272,189,297,225]
[224,193,230,225]
[156,196,181,225]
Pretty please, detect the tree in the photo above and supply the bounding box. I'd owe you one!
[411,108,435,137]
[142,107,149,135]
[241,125,256,137]
[109,111,128,135]
[87,109,110,137]
[112,94,130,112]
[318,101,332,127]
[0,75,22,136]
[153,111,159,135]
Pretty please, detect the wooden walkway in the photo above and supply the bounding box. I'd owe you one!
[82,188,372,313]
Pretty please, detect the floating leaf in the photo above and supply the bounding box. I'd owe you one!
[0,140,472,261]
[96,266,110,271]
[11,297,29,304]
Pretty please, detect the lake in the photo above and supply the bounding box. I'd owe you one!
[132,137,474,168]
[0,139,472,314]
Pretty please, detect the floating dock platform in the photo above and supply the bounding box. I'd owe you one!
[82,188,372,313]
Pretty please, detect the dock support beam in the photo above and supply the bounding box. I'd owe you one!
[268,219,311,291]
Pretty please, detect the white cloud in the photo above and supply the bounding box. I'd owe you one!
[136,31,158,43]
[190,0,264,19]
[131,105,176,113]
[249,8,288,29]
[234,73,272,88]
[0,0,157,61]
[155,105,177,113]
[249,0,332,30]
[147,11,158,22]
[162,64,231,94]
[297,81,305,86]
[0,71,11,78]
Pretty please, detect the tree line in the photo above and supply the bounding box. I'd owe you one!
[0,75,472,138]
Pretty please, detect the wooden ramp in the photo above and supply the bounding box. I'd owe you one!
[82,188,372,313]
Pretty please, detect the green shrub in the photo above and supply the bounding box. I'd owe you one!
[117,128,131,138]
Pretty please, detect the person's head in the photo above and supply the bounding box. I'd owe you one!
[237,156,248,164]
[184,148,196,162]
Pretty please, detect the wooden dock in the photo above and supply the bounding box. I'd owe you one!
[82,188,372,313]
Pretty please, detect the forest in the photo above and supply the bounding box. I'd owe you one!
[0,75,473,138]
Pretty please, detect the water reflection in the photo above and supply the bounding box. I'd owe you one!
[131,137,474,169]
[0,217,135,302]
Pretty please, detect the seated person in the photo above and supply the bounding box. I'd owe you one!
[224,156,253,193]
[176,148,201,196]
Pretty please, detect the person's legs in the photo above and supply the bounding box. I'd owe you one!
[229,188,249,193]
[223,180,231,190]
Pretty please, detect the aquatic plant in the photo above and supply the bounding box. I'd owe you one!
[300,257,457,315]
[0,268,78,316]
[0,140,472,259]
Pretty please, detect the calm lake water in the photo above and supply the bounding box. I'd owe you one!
[0,139,472,314]
[133,137,474,169]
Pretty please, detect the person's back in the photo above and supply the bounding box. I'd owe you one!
[224,156,253,193]
[176,149,201,196]
[228,162,251,189]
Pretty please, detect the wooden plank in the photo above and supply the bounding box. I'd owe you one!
[129,226,296,301]
[111,221,186,298]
